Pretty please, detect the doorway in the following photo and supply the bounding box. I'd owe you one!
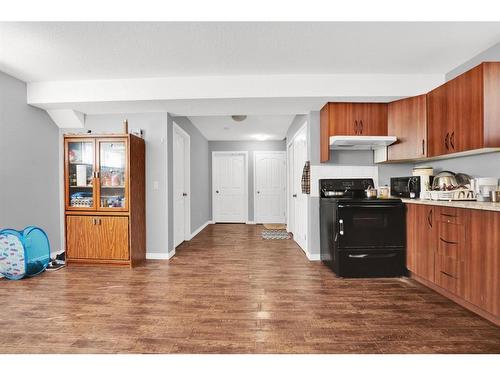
[212,151,248,223]
[254,151,286,224]
[173,123,191,248]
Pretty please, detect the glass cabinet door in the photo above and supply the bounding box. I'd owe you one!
[66,140,96,209]
[98,140,127,210]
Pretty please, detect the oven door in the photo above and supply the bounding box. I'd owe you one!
[337,202,405,249]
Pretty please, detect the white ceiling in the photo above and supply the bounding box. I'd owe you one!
[1,22,500,82]
[186,115,295,141]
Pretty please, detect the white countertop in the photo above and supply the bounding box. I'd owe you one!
[400,198,500,212]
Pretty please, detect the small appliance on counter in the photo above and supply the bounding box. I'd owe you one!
[472,177,499,202]
[390,175,432,199]
[319,178,406,278]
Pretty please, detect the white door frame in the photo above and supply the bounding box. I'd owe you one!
[173,122,191,245]
[286,121,309,254]
[211,151,249,223]
[253,151,286,224]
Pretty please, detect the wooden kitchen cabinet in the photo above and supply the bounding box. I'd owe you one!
[435,208,469,298]
[64,134,145,267]
[467,210,500,316]
[320,102,388,162]
[427,62,500,157]
[387,95,427,161]
[406,204,436,282]
[406,202,499,325]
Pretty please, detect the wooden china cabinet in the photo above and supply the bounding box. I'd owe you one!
[64,134,145,267]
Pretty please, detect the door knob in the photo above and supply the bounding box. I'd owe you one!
[257,191,260,194]
[216,190,219,194]
[292,194,297,198]
[182,193,188,197]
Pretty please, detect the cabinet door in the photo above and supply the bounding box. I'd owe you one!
[95,216,129,260]
[447,65,483,153]
[356,103,388,136]
[416,205,437,282]
[328,103,357,136]
[320,104,330,162]
[427,83,450,157]
[97,139,129,212]
[467,210,500,316]
[65,138,96,210]
[407,204,437,281]
[387,95,427,160]
[66,215,97,259]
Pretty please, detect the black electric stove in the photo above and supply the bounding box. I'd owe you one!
[319,178,406,278]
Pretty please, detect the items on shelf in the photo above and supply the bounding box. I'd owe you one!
[70,192,93,207]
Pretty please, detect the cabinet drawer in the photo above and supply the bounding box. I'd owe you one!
[435,254,459,294]
[438,221,466,260]
[438,207,464,224]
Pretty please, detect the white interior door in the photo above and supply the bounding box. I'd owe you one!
[212,152,247,223]
[173,125,190,248]
[287,143,295,233]
[290,125,308,252]
[254,151,286,224]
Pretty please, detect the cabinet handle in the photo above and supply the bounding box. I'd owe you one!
[421,139,425,156]
[354,120,358,135]
[439,237,458,245]
[427,208,433,228]
[445,133,449,150]
[440,270,456,279]
[360,120,363,135]
[339,219,344,235]
[92,218,96,225]
[450,131,455,149]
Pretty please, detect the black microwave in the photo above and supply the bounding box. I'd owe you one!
[390,176,424,199]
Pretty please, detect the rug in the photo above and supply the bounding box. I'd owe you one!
[263,223,286,230]
[261,229,291,240]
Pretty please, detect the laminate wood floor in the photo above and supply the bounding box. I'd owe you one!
[1,224,499,354]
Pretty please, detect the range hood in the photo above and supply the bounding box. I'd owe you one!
[329,135,397,150]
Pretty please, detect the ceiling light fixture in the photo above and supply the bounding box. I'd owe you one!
[231,115,247,122]
[252,134,270,141]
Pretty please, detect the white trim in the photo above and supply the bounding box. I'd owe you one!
[165,113,170,258]
[286,121,308,148]
[146,249,175,260]
[245,221,256,225]
[173,122,191,246]
[189,221,211,240]
[211,151,249,223]
[253,151,287,224]
[306,252,321,261]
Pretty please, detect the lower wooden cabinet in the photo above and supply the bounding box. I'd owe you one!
[406,204,436,282]
[406,203,499,324]
[467,210,500,317]
[66,215,130,262]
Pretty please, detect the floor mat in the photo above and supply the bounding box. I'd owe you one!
[261,229,291,240]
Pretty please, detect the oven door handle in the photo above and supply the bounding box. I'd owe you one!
[348,253,398,259]
[339,219,344,235]
[338,204,401,209]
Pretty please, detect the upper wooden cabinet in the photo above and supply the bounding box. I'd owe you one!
[320,102,388,162]
[427,62,500,157]
[387,95,427,161]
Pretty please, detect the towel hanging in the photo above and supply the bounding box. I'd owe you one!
[301,161,311,194]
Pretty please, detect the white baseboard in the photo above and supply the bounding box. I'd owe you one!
[189,220,211,240]
[245,221,256,224]
[307,252,321,261]
[146,249,175,260]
